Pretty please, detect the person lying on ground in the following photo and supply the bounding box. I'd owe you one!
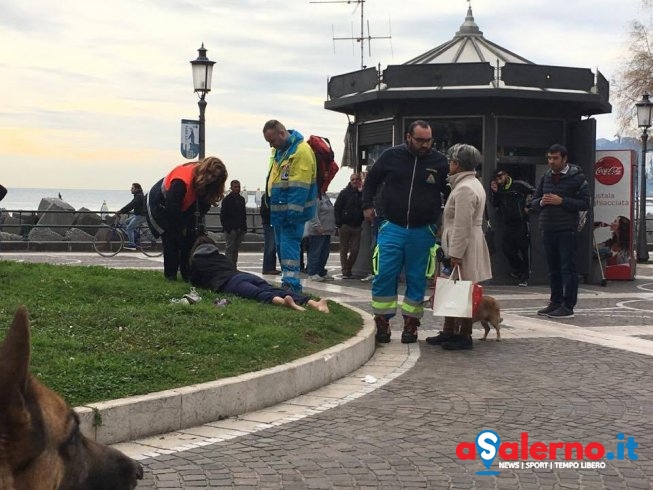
[188,235,329,313]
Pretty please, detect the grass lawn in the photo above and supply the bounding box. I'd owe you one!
[0,260,362,407]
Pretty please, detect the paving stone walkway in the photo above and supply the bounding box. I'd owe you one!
[3,251,653,489]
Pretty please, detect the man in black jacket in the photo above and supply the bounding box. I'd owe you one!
[116,183,146,249]
[334,173,364,278]
[361,120,449,344]
[490,170,535,286]
[220,180,247,266]
[531,144,590,319]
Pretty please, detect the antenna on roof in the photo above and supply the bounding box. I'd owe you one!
[310,0,392,70]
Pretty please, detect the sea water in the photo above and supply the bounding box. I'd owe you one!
[1,188,260,212]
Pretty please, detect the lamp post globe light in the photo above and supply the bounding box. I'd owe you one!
[190,43,216,160]
[636,92,653,263]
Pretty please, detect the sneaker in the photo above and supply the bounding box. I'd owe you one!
[341,274,353,279]
[170,297,190,305]
[518,280,528,287]
[425,331,454,345]
[401,317,420,344]
[374,316,391,343]
[546,305,574,319]
[537,303,561,316]
[123,244,137,250]
[321,274,335,281]
[360,274,374,282]
[309,274,325,282]
[442,335,474,350]
[184,287,202,304]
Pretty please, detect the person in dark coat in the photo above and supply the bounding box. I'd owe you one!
[116,183,147,249]
[334,173,364,278]
[189,235,329,312]
[220,179,248,266]
[531,144,590,319]
[490,170,535,286]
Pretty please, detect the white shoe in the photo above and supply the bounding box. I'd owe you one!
[322,275,335,281]
[184,287,202,304]
[360,274,374,282]
[309,274,325,282]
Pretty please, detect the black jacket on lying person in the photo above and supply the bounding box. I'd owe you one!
[189,242,238,291]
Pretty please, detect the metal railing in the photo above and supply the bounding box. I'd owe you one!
[0,208,267,251]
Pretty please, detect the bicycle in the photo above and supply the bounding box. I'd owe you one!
[93,221,163,257]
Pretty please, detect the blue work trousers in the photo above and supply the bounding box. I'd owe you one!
[273,221,305,293]
[372,221,437,319]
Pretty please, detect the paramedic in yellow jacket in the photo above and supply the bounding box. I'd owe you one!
[262,120,318,294]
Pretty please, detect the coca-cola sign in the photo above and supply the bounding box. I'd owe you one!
[594,156,624,186]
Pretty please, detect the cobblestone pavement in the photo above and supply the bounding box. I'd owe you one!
[3,252,653,489]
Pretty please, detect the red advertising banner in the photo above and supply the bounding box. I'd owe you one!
[593,150,636,280]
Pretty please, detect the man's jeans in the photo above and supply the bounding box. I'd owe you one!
[125,215,147,246]
[542,229,578,309]
[224,228,247,266]
[307,234,331,276]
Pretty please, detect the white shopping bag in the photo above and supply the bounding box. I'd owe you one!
[432,266,474,318]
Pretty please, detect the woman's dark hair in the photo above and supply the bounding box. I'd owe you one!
[193,156,228,206]
[547,144,568,158]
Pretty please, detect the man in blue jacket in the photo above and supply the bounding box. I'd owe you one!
[531,144,590,319]
[262,120,318,294]
[362,120,449,344]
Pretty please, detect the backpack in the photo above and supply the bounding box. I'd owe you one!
[307,135,339,194]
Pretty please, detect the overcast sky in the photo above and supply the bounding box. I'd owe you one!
[0,0,645,192]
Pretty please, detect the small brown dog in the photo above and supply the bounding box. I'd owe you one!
[475,295,503,341]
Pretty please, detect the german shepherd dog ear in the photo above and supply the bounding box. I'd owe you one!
[0,306,143,490]
[0,305,32,426]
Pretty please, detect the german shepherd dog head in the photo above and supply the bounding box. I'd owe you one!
[0,306,143,489]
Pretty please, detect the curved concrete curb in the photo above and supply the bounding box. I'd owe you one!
[76,306,375,445]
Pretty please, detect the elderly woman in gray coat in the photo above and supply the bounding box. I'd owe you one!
[427,143,492,350]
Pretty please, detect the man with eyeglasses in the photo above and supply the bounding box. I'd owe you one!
[334,173,365,279]
[361,120,449,344]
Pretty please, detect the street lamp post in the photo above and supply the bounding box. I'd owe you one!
[190,44,216,160]
[636,92,653,263]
